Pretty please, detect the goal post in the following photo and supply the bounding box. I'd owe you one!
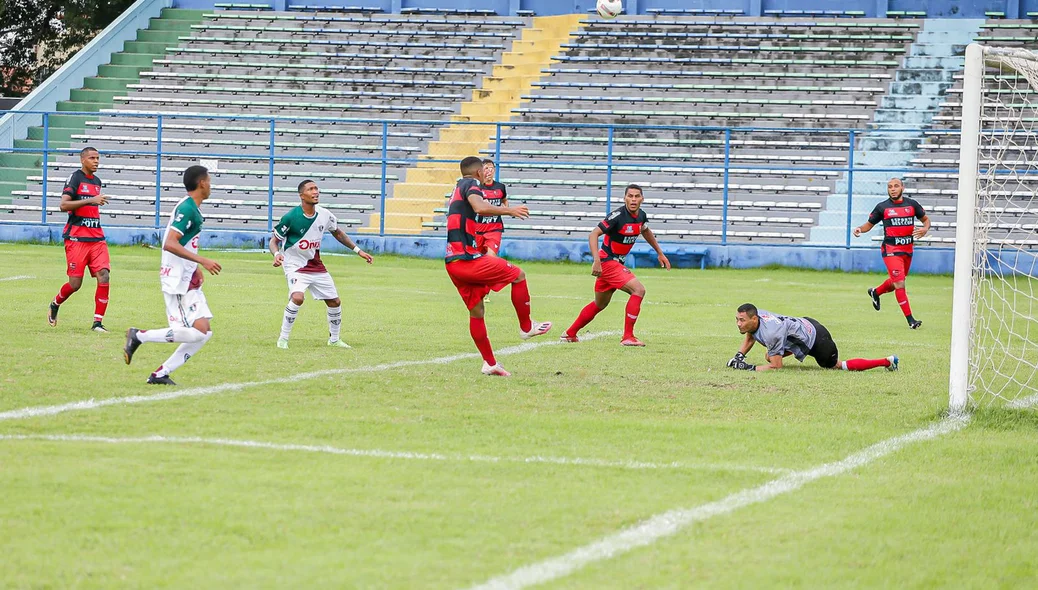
[950,43,1038,414]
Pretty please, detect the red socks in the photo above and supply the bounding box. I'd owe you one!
[842,358,891,371]
[875,279,895,296]
[510,280,532,333]
[53,283,76,306]
[567,301,602,337]
[623,294,643,339]
[469,317,496,366]
[895,287,912,318]
[94,283,110,321]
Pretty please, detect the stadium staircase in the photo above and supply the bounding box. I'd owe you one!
[365,14,585,234]
[0,8,206,204]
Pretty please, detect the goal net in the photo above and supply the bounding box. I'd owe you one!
[950,44,1038,413]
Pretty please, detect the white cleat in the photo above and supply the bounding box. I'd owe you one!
[519,320,552,340]
[328,338,352,348]
[481,362,511,377]
[887,355,899,371]
[276,338,289,349]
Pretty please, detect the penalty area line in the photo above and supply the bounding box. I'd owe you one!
[0,331,619,423]
[467,415,971,590]
[0,433,791,475]
[0,275,35,281]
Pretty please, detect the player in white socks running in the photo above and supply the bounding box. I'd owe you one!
[270,179,373,349]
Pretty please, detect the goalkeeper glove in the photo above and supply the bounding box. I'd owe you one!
[726,356,756,371]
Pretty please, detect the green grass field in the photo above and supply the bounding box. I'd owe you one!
[1,242,1036,589]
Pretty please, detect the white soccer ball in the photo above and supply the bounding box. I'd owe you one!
[596,0,622,19]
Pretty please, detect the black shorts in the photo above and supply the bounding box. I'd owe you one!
[805,317,839,369]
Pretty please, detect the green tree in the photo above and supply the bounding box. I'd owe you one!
[0,0,136,97]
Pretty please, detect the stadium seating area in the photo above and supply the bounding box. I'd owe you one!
[3,9,1038,248]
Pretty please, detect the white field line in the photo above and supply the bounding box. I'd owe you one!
[0,275,35,281]
[467,415,971,590]
[0,331,618,423]
[0,434,792,475]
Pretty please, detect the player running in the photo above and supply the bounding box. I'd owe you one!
[48,147,111,332]
[561,184,670,346]
[853,178,930,329]
[727,303,898,372]
[445,156,552,377]
[270,180,373,349]
[123,165,222,385]
[474,158,507,257]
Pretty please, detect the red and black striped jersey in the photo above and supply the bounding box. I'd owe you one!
[474,181,507,234]
[444,178,484,263]
[61,170,105,242]
[867,197,926,256]
[598,206,647,264]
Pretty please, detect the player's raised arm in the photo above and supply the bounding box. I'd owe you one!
[640,226,670,269]
[467,191,527,220]
[163,229,221,275]
[331,228,373,264]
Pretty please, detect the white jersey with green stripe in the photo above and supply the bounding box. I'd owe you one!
[160,196,205,295]
[273,205,338,274]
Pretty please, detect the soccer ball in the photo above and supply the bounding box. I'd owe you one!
[596,0,622,18]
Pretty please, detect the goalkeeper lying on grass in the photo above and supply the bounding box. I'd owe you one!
[729,303,898,372]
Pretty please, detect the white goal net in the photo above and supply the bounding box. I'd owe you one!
[950,45,1038,412]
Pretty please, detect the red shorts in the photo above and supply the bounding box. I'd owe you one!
[65,240,110,278]
[883,254,912,281]
[446,256,522,310]
[595,259,637,292]
[475,231,502,255]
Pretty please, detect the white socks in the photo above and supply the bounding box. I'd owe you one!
[154,331,212,377]
[327,305,342,342]
[137,326,207,344]
[280,301,301,340]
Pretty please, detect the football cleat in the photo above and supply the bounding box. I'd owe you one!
[123,328,141,365]
[909,320,923,330]
[147,374,176,386]
[560,333,580,343]
[887,355,899,371]
[328,338,352,348]
[519,320,552,340]
[48,302,59,327]
[91,321,108,333]
[481,362,511,377]
[868,288,881,311]
[621,337,646,347]
[276,338,289,349]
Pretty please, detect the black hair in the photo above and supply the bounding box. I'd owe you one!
[80,146,98,156]
[298,179,316,194]
[183,165,209,192]
[737,303,758,317]
[481,158,495,165]
[460,156,484,176]
[625,184,644,195]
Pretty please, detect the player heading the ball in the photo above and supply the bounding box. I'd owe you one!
[270,180,373,349]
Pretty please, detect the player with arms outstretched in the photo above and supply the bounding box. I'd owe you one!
[123,165,222,385]
[270,179,373,349]
[728,303,898,372]
[853,178,930,329]
[562,184,670,346]
[48,147,111,332]
[445,156,552,376]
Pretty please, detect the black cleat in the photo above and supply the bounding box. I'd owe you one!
[124,328,141,365]
[868,288,881,311]
[48,302,59,327]
[91,321,108,333]
[147,374,176,386]
[909,320,923,330]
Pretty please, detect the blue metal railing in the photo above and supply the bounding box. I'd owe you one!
[0,110,960,245]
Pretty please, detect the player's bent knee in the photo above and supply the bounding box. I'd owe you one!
[469,302,486,319]
[97,269,110,283]
[290,293,305,306]
[893,281,906,289]
[326,298,341,307]
[513,269,526,283]
[192,318,211,334]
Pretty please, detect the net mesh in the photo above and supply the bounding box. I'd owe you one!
[968,47,1038,409]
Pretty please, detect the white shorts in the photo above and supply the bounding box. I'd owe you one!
[164,289,213,328]
[286,271,339,300]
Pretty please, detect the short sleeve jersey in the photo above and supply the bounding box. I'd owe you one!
[160,196,205,295]
[61,170,105,242]
[598,206,648,264]
[867,197,927,257]
[474,181,507,234]
[751,309,818,362]
[273,205,338,274]
[445,178,484,263]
